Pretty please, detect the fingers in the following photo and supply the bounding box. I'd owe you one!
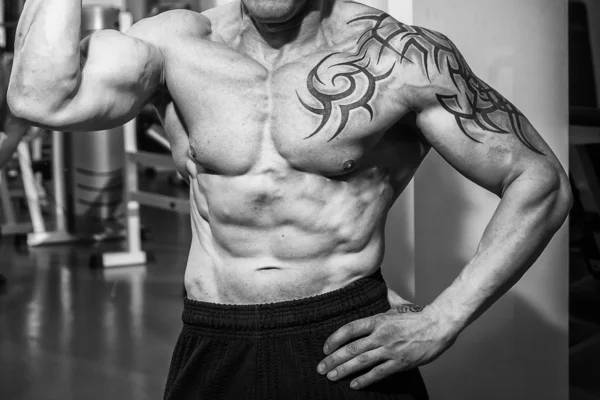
[318,336,379,376]
[323,315,377,355]
[350,360,403,390]
[320,346,387,382]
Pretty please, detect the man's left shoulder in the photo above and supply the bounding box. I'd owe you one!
[335,2,411,33]
[334,3,449,60]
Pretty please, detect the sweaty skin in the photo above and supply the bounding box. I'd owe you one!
[9,0,572,390]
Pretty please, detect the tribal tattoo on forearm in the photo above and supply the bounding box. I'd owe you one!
[298,12,544,155]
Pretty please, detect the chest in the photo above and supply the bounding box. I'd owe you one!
[162,38,411,176]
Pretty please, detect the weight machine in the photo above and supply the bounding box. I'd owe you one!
[0,2,194,268]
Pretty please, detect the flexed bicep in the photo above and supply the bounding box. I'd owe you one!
[55,27,164,131]
[9,16,164,132]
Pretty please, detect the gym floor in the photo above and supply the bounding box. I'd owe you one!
[0,173,599,399]
[0,173,190,400]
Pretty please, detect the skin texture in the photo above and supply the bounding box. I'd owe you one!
[9,0,573,391]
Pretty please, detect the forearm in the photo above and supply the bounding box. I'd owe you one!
[431,167,572,334]
[9,0,82,111]
[0,134,23,169]
[0,112,30,168]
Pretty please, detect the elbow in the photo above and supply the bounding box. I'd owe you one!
[7,94,47,127]
[545,167,573,228]
[516,161,573,230]
[556,173,574,222]
[7,68,79,127]
[8,79,44,123]
[7,88,32,121]
[8,85,65,128]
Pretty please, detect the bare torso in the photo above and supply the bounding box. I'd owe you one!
[153,2,430,304]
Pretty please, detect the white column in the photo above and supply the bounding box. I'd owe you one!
[356,0,417,301]
[82,0,125,10]
[412,0,569,399]
[380,0,415,300]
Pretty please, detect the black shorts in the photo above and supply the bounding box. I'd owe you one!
[163,270,429,400]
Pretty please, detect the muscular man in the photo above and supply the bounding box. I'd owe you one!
[9,1,572,398]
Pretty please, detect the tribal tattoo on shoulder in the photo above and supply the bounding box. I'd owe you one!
[297,12,544,155]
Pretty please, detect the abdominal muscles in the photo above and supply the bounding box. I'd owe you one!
[184,165,395,304]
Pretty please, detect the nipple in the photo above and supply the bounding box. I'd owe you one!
[343,160,356,171]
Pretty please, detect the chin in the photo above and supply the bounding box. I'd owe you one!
[242,0,308,24]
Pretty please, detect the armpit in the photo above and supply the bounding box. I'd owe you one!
[150,83,172,108]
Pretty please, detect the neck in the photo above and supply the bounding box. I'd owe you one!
[240,0,332,49]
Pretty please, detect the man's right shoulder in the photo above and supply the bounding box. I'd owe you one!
[126,10,212,47]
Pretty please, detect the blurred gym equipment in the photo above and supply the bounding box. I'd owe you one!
[569,0,600,280]
[70,6,127,240]
[568,2,600,399]
[0,1,196,264]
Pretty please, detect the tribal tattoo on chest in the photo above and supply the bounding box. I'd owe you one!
[297,12,544,155]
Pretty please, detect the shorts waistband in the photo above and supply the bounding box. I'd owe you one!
[182,269,388,334]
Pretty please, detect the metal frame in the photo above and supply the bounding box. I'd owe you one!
[0,133,50,240]
[99,14,190,267]
[27,131,83,246]
[0,168,31,236]
[100,120,191,268]
[101,113,148,267]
